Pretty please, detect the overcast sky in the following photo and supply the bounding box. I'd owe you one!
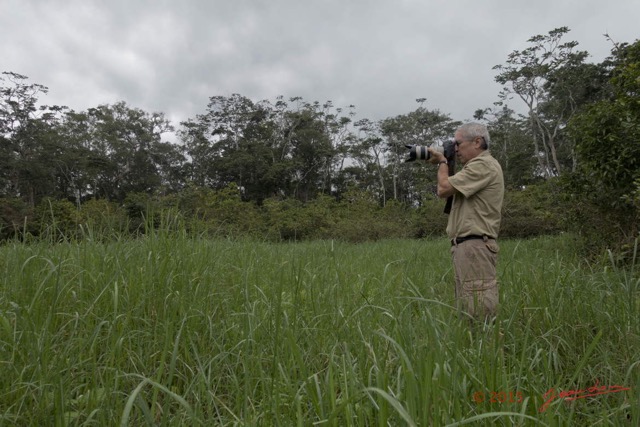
[2,0,639,137]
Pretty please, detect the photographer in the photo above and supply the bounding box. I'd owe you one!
[427,123,504,322]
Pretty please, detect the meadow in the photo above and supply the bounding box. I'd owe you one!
[0,232,638,426]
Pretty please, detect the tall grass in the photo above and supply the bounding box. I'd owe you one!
[0,232,637,425]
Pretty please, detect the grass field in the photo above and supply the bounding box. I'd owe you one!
[0,233,638,426]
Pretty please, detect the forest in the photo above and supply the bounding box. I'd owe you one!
[1,27,639,255]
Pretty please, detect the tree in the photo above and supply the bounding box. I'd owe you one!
[569,39,640,205]
[493,27,592,177]
[474,105,538,188]
[180,95,350,203]
[318,101,357,197]
[180,94,292,201]
[379,103,459,205]
[567,38,640,251]
[542,58,610,172]
[286,103,334,201]
[58,102,180,202]
[0,71,67,206]
[350,118,387,203]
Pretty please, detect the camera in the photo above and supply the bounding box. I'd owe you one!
[405,140,457,214]
[405,140,455,163]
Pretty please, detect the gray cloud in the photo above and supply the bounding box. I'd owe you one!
[1,0,638,135]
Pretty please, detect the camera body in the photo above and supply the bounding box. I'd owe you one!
[405,140,455,163]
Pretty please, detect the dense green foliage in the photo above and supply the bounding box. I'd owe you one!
[565,39,640,255]
[0,235,637,425]
[1,183,565,244]
[1,29,639,255]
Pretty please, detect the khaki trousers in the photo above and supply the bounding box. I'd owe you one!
[450,238,499,320]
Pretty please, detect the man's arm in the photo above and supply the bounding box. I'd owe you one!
[427,147,457,199]
[436,162,456,199]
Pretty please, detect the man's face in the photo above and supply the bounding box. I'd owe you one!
[454,131,483,164]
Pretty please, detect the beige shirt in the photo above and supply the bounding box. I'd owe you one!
[446,150,504,239]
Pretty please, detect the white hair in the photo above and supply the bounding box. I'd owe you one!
[457,123,490,149]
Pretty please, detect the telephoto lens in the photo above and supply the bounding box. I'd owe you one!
[404,145,444,162]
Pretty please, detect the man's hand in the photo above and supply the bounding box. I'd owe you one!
[427,147,445,164]
[427,147,456,198]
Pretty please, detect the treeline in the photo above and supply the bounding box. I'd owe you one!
[1,28,638,255]
[14,182,565,244]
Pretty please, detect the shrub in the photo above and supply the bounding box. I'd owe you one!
[0,197,33,241]
[78,199,128,240]
[560,172,639,260]
[412,197,449,239]
[261,197,309,241]
[179,184,263,238]
[500,182,565,238]
[35,198,82,241]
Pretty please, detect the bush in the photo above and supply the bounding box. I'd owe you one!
[412,197,449,239]
[79,199,128,240]
[303,194,339,240]
[565,39,640,258]
[35,198,82,241]
[0,182,580,245]
[122,192,158,233]
[0,197,33,241]
[500,182,565,238]
[559,172,639,260]
[261,197,309,241]
[331,189,385,242]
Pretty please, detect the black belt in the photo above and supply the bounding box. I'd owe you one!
[451,235,494,246]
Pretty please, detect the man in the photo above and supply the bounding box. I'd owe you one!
[427,123,504,321]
